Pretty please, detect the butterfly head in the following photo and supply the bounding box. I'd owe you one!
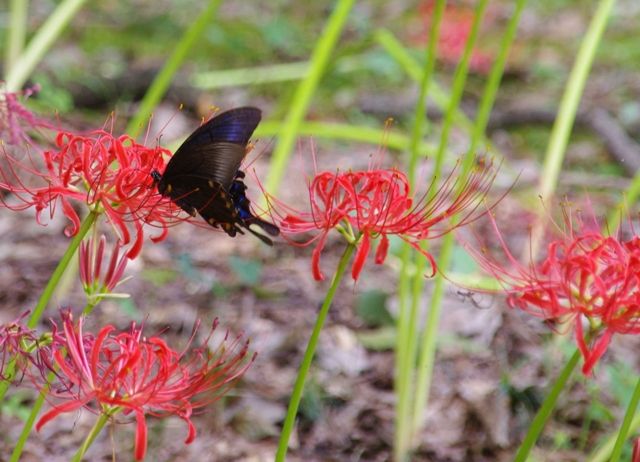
[150,169,169,196]
[150,169,162,183]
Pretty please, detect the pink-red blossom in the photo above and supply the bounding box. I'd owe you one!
[0,128,182,258]
[0,88,52,146]
[33,311,254,461]
[413,1,495,73]
[468,210,640,375]
[276,161,496,281]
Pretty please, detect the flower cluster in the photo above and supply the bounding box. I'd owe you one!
[25,311,254,461]
[469,212,640,375]
[0,128,180,258]
[278,161,496,281]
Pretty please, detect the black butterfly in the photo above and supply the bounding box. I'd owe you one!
[151,107,280,245]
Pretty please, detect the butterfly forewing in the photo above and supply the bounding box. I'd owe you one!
[160,107,261,183]
[162,142,247,191]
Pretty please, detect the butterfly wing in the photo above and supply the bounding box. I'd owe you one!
[181,106,261,146]
[160,107,261,190]
[163,175,240,226]
[154,106,279,244]
[164,142,250,191]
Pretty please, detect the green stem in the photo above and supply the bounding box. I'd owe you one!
[72,411,114,462]
[10,371,54,462]
[538,0,615,201]
[397,246,430,458]
[468,0,528,154]
[409,244,447,432]
[193,60,314,89]
[125,0,221,138]
[394,244,414,461]
[4,0,29,73]
[513,349,581,462]
[609,376,640,462]
[82,300,99,316]
[275,243,356,461]
[7,213,97,460]
[5,0,88,92]
[28,211,98,328]
[264,0,356,196]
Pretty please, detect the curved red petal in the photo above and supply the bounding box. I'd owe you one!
[581,329,613,375]
[183,417,197,444]
[36,400,88,431]
[61,197,80,237]
[352,233,371,281]
[311,233,329,281]
[374,234,389,265]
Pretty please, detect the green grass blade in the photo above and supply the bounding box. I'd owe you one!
[538,0,616,202]
[264,0,356,195]
[5,0,87,92]
[374,28,499,159]
[394,1,446,460]
[4,0,29,73]
[255,120,437,154]
[412,0,528,438]
[532,0,616,254]
[191,54,371,89]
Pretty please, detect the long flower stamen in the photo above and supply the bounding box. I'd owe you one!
[278,158,497,280]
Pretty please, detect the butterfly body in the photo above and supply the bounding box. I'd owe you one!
[151,107,279,245]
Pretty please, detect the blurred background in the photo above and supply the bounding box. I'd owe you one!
[2,0,640,460]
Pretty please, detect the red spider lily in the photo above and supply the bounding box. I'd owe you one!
[79,235,129,298]
[276,161,497,281]
[0,88,52,146]
[467,210,640,375]
[34,311,254,461]
[413,1,495,73]
[0,129,182,258]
